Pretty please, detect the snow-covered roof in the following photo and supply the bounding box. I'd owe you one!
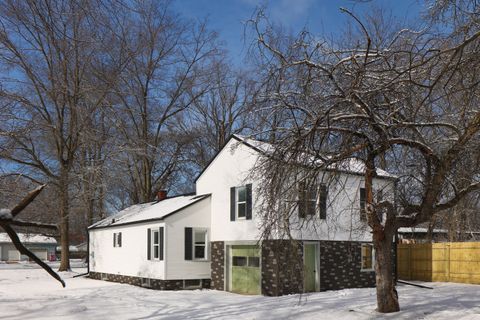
[233,134,397,179]
[0,233,57,244]
[398,227,447,234]
[89,194,210,229]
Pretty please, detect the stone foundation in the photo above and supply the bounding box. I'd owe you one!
[210,241,225,290]
[319,241,376,291]
[89,272,210,290]
[261,240,304,296]
[211,239,378,296]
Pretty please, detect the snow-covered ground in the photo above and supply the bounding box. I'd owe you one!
[1,265,480,319]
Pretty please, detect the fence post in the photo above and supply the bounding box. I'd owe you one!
[446,243,450,282]
[408,246,412,280]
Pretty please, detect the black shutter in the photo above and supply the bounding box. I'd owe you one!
[298,181,306,218]
[113,233,116,247]
[147,228,151,260]
[360,188,367,221]
[319,184,327,219]
[230,187,236,221]
[246,183,252,220]
[159,227,164,261]
[118,232,122,247]
[185,227,193,260]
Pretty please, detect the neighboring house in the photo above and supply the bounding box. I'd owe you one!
[88,135,396,296]
[0,233,57,261]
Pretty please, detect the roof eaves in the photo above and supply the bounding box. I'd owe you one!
[88,194,211,231]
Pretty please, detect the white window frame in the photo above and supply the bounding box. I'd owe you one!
[193,228,208,261]
[152,229,160,260]
[236,186,247,219]
[360,243,375,271]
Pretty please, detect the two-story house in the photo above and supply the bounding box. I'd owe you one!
[88,135,396,295]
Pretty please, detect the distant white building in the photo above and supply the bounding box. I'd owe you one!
[0,233,57,261]
[89,135,396,295]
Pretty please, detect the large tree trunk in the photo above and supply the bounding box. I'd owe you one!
[58,166,71,271]
[373,226,399,313]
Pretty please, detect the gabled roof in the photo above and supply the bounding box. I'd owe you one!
[89,194,210,230]
[195,134,396,182]
[0,233,57,244]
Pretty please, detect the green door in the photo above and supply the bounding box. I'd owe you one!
[304,243,318,292]
[230,245,261,295]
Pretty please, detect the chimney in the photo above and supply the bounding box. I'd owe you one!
[157,190,167,201]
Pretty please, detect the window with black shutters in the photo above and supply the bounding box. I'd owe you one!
[230,184,252,221]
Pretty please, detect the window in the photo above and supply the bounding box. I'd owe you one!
[361,244,374,271]
[152,230,160,259]
[147,227,163,261]
[298,181,316,218]
[184,279,202,289]
[236,186,247,219]
[232,256,259,268]
[113,232,122,247]
[232,256,247,266]
[193,229,207,260]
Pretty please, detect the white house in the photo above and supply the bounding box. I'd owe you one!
[88,135,396,295]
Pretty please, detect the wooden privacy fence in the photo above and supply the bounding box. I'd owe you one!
[397,242,480,284]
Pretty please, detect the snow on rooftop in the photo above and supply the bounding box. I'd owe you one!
[233,134,396,179]
[0,209,12,220]
[90,194,210,229]
[398,227,447,234]
[0,233,57,244]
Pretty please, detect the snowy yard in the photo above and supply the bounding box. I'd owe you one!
[1,265,480,319]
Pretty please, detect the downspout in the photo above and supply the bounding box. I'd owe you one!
[86,227,90,275]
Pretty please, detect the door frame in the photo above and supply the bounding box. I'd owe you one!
[303,241,320,292]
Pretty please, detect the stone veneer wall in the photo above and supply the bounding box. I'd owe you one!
[319,240,376,291]
[261,240,304,296]
[89,272,210,290]
[210,241,225,290]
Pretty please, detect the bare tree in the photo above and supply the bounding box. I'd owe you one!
[0,0,120,270]
[111,0,220,203]
[186,59,256,168]
[249,1,480,313]
[0,184,64,286]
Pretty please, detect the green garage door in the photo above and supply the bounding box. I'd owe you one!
[230,245,261,295]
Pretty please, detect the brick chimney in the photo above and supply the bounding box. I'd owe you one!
[157,190,167,201]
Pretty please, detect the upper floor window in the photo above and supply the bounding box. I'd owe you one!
[230,184,252,221]
[236,186,247,219]
[113,232,122,247]
[298,182,328,219]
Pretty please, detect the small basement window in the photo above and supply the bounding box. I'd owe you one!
[361,244,374,271]
[184,279,202,289]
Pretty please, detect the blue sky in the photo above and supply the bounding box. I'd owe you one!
[174,0,424,65]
